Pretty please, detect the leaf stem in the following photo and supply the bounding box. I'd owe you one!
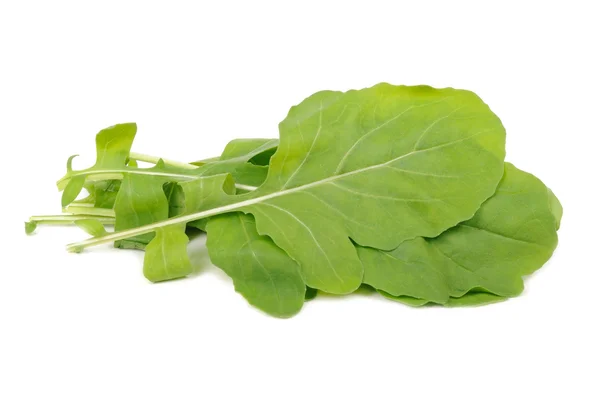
[64,205,116,217]
[30,215,115,223]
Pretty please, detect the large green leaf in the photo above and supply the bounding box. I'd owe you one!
[206,213,305,317]
[240,84,506,293]
[362,163,561,304]
[70,84,507,295]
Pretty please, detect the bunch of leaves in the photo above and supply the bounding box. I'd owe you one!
[26,83,561,317]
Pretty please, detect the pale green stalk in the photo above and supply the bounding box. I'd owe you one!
[64,205,116,217]
[29,215,115,224]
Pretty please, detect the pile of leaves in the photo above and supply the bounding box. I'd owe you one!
[26,84,562,317]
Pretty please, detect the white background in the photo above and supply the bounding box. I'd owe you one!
[1,1,598,397]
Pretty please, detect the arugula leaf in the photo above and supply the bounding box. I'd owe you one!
[58,123,137,201]
[110,159,205,280]
[144,225,192,282]
[113,170,170,249]
[362,163,561,304]
[69,84,507,296]
[204,84,506,294]
[206,213,305,317]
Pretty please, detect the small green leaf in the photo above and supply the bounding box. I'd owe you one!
[57,123,137,190]
[94,123,137,168]
[113,173,169,247]
[144,225,192,282]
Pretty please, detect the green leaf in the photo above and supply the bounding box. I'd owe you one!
[113,169,190,278]
[71,84,507,296]
[57,123,137,194]
[363,163,560,304]
[206,213,305,317]
[238,84,506,293]
[181,174,237,231]
[142,174,236,281]
[113,167,170,249]
[144,225,192,282]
